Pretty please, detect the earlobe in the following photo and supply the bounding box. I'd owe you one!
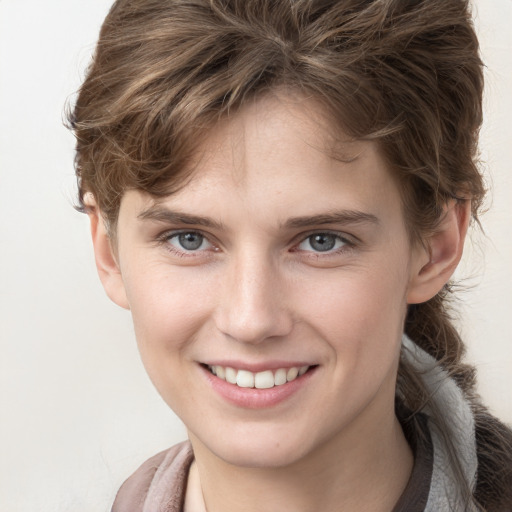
[85,194,130,310]
[407,200,471,304]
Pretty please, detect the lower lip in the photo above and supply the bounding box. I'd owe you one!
[201,366,317,409]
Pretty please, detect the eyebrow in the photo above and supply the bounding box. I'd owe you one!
[139,206,379,231]
[138,206,225,230]
[283,211,379,229]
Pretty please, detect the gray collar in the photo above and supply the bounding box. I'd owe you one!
[402,335,478,512]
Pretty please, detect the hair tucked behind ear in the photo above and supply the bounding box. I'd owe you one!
[68,0,512,508]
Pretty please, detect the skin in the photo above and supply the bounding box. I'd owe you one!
[88,93,470,512]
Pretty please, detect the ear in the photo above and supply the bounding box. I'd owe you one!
[407,200,471,304]
[85,194,130,310]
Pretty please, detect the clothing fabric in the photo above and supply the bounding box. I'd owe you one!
[401,336,478,511]
[111,335,479,512]
[112,443,194,512]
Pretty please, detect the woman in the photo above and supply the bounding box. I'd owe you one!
[69,0,512,510]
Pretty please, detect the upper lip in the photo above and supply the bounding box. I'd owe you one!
[200,360,316,372]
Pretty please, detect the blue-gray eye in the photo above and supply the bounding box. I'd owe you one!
[298,233,346,252]
[169,232,210,251]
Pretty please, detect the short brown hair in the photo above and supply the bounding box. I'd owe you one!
[70,0,484,237]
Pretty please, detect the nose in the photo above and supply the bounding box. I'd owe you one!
[214,250,294,345]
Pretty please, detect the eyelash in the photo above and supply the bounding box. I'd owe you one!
[156,229,357,258]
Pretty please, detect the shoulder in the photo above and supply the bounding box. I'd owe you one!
[111,441,194,512]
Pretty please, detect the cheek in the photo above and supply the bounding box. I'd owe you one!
[300,262,407,326]
[122,268,215,408]
[294,257,409,365]
[124,265,214,355]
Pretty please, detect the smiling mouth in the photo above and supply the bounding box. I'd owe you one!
[205,364,313,389]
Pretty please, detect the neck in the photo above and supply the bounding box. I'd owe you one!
[186,401,413,512]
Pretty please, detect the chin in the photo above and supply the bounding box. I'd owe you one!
[217,442,306,469]
[190,422,321,469]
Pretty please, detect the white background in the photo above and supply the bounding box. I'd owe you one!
[0,1,510,510]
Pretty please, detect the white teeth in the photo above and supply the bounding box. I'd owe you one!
[274,368,287,386]
[254,370,275,389]
[225,367,237,384]
[286,367,299,381]
[237,370,255,388]
[208,365,311,389]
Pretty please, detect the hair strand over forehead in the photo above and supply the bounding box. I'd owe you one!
[69,0,484,238]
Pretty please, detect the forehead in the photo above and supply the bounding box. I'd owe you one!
[120,92,404,231]
[181,94,385,188]
[195,92,368,176]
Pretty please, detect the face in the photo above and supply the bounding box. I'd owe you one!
[111,94,425,468]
